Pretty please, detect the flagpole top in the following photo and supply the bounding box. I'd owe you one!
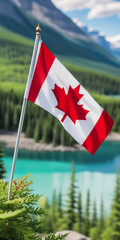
[36,23,41,37]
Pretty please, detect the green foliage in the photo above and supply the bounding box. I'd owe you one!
[0,208,26,219]
[0,27,33,86]
[52,121,61,146]
[4,100,11,130]
[68,66,120,95]
[0,173,45,240]
[0,173,68,240]
[44,233,68,240]
[34,120,42,142]
[90,199,105,240]
[0,142,6,179]
[1,23,120,80]
[25,119,34,138]
[74,192,83,233]
[42,117,53,144]
[0,26,120,96]
[50,190,57,232]
[41,190,58,234]
[39,165,120,240]
[13,105,21,128]
[91,200,97,228]
[66,162,77,230]
[83,190,91,237]
[99,199,105,234]
[102,171,120,240]
[58,192,63,218]
[40,163,104,239]
[113,113,120,133]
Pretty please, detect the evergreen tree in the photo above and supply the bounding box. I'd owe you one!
[60,128,65,146]
[58,191,63,218]
[66,161,77,230]
[42,198,52,234]
[102,171,120,240]
[43,118,53,143]
[99,198,105,233]
[4,110,10,130]
[0,142,6,179]
[113,113,120,132]
[56,191,66,231]
[50,190,57,232]
[74,192,83,233]
[25,120,34,138]
[0,174,67,240]
[0,100,2,128]
[0,97,5,128]
[13,105,21,129]
[52,121,61,146]
[90,198,105,240]
[91,200,97,228]
[83,190,90,237]
[45,198,50,210]
[34,120,42,142]
[9,101,14,128]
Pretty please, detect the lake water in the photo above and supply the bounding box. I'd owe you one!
[3,141,120,215]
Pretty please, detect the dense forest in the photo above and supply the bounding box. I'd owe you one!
[41,163,120,240]
[0,89,120,146]
[68,66,120,95]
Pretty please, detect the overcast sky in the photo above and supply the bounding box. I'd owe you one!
[52,0,120,36]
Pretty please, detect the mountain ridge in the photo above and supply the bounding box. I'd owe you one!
[0,0,120,75]
[72,18,120,62]
[10,0,87,38]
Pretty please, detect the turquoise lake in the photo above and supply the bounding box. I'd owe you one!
[3,141,120,215]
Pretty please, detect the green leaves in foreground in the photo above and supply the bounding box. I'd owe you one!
[44,233,68,240]
[0,208,26,220]
[0,173,68,240]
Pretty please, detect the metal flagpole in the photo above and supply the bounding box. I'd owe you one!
[8,24,41,200]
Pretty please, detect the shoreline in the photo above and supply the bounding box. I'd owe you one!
[0,130,120,152]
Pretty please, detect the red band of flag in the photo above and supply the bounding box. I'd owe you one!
[82,109,114,155]
[28,42,55,103]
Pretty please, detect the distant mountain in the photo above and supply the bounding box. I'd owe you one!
[10,0,87,38]
[87,31,113,53]
[72,18,120,62]
[86,29,120,62]
[0,0,120,75]
[0,0,36,38]
[106,35,120,62]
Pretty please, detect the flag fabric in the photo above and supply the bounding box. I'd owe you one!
[24,40,114,155]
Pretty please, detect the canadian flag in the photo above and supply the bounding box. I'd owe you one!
[24,41,114,155]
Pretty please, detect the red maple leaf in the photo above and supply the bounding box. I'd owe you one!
[52,84,89,124]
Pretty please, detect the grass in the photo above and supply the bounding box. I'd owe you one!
[0,18,120,77]
[0,27,33,84]
[0,81,26,94]
[65,62,120,82]
[60,56,120,79]
[0,27,34,46]
[1,81,120,109]
[0,26,120,97]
